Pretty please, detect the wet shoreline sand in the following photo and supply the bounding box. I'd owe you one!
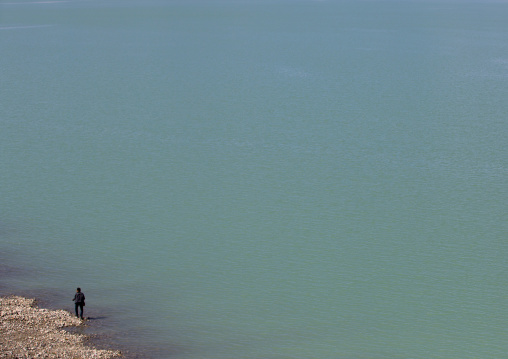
[0,295,122,358]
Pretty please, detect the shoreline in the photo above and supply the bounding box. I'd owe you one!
[0,295,122,359]
[0,259,160,359]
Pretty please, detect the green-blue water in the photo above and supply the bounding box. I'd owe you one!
[1,0,507,358]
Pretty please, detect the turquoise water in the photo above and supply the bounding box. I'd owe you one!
[1,0,507,358]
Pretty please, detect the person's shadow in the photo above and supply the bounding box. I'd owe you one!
[85,316,107,320]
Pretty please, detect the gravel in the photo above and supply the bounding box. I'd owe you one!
[0,295,122,359]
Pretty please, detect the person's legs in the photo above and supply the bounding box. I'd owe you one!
[75,303,79,318]
[79,303,84,319]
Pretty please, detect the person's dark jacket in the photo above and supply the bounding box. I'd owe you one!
[73,292,85,304]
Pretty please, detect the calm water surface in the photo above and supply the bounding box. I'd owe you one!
[1,1,507,358]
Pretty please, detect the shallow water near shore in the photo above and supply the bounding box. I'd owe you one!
[1,0,508,358]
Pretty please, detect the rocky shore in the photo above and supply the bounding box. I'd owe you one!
[0,295,121,359]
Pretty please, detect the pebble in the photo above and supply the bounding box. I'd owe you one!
[0,295,121,358]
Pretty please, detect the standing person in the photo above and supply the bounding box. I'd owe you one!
[72,287,85,319]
